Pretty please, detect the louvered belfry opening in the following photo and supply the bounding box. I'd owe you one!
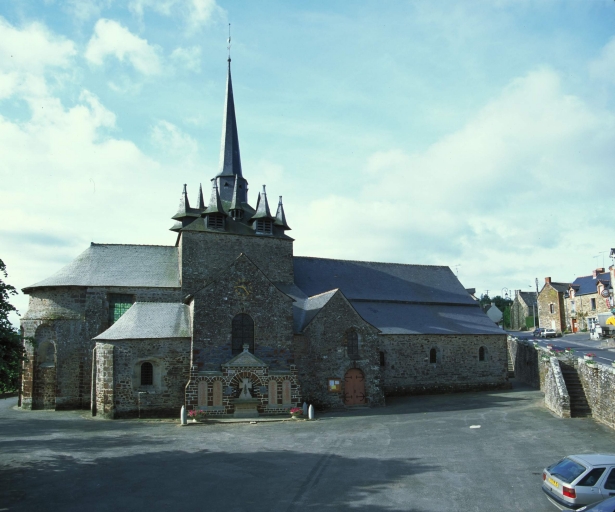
[207,213,225,230]
[232,313,254,355]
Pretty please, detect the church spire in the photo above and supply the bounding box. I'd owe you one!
[170,184,198,232]
[206,181,225,214]
[215,56,248,204]
[274,196,291,230]
[217,60,242,179]
[195,183,206,212]
[251,185,274,221]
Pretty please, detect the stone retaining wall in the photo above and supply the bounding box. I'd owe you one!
[508,336,615,428]
[544,357,570,418]
[577,360,615,430]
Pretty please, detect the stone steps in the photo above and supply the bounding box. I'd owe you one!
[561,368,592,418]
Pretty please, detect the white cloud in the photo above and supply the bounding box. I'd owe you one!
[171,46,202,72]
[0,17,76,74]
[129,0,224,32]
[589,36,615,85]
[85,19,161,75]
[64,0,111,23]
[150,120,199,158]
[293,67,615,292]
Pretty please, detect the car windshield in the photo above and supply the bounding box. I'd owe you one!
[547,458,587,484]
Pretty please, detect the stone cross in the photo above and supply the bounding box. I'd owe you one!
[308,404,315,420]
[180,405,187,425]
[239,378,253,399]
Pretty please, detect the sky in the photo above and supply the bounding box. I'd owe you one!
[2,0,615,326]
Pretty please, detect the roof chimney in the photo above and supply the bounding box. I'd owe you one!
[545,277,551,284]
[593,268,605,278]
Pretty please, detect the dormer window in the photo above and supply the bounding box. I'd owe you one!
[207,214,225,230]
[255,219,272,235]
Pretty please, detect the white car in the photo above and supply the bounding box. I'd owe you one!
[542,454,615,510]
[541,328,558,338]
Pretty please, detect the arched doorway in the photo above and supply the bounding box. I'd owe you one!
[344,368,366,405]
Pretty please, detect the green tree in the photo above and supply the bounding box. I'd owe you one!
[0,259,23,394]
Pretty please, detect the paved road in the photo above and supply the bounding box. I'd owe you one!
[1,382,615,511]
[510,331,615,367]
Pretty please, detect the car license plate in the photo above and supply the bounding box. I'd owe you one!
[548,477,559,488]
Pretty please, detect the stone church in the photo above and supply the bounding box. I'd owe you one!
[20,59,507,419]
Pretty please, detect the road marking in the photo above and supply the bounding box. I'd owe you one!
[469,425,481,429]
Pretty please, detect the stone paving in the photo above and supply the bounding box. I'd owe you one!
[1,380,615,511]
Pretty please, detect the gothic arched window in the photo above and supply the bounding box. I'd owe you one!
[232,314,254,355]
[347,330,359,359]
[429,348,437,364]
[141,362,154,386]
[479,346,486,362]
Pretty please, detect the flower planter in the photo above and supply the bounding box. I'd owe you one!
[290,413,303,420]
[584,355,594,361]
[546,344,554,350]
[611,362,615,368]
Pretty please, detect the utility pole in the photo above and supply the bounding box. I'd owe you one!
[535,277,539,295]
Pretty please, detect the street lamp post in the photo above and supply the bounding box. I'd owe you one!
[501,288,510,329]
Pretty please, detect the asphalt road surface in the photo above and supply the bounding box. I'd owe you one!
[510,331,615,367]
[1,380,615,512]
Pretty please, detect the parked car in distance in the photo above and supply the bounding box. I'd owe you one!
[542,454,615,510]
[577,495,615,511]
[533,328,546,337]
[542,328,558,338]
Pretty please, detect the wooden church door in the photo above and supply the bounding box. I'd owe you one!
[344,368,366,405]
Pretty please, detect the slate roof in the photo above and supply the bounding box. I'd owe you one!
[23,243,180,292]
[352,302,503,335]
[548,282,570,293]
[292,289,338,333]
[571,273,611,296]
[293,257,475,304]
[518,291,537,307]
[94,302,191,340]
[292,257,502,335]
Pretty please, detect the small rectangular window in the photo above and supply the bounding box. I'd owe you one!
[328,379,341,392]
[549,304,555,314]
[591,298,596,310]
[379,351,385,367]
[108,294,134,326]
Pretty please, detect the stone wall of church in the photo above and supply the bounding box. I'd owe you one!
[179,231,295,294]
[191,255,295,371]
[94,338,191,419]
[293,293,385,410]
[380,334,508,395]
[21,286,181,411]
[184,365,301,415]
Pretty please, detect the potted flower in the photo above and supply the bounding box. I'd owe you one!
[187,409,207,423]
[584,353,596,361]
[290,407,303,419]
[586,359,597,367]
[546,343,554,350]
[565,347,574,354]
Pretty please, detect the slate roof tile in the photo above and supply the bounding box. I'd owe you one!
[94,302,190,340]
[23,243,180,291]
